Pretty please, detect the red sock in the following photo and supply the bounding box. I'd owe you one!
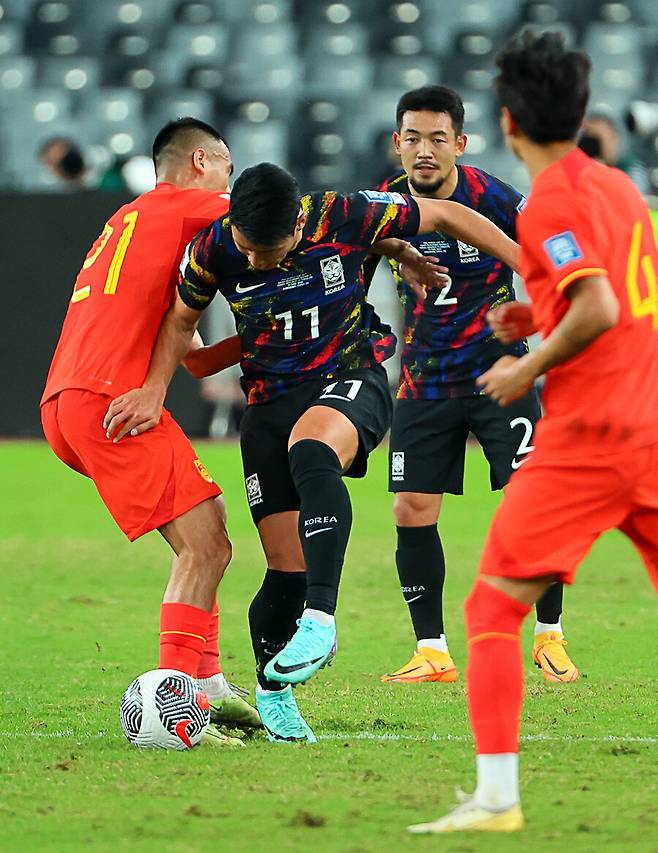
[197,600,222,679]
[159,602,212,678]
[464,578,531,754]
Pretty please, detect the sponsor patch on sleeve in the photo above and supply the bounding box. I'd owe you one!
[543,231,584,269]
[359,190,408,205]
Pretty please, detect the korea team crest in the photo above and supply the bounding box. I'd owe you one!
[245,473,263,507]
[391,451,405,481]
[320,254,345,293]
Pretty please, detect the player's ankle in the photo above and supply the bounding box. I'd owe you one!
[302,607,335,627]
[534,620,562,635]
[475,753,520,811]
[417,635,448,654]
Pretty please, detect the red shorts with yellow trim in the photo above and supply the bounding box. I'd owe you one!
[41,389,221,541]
[479,442,658,592]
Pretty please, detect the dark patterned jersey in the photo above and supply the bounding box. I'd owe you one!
[367,166,527,400]
[178,189,420,404]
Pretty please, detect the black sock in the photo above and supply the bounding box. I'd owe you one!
[535,582,564,625]
[248,568,307,690]
[395,524,446,641]
[288,439,352,615]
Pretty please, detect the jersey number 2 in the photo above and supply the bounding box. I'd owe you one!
[70,211,139,303]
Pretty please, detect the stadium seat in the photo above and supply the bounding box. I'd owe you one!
[0,55,37,104]
[144,88,215,138]
[303,23,369,60]
[0,20,22,54]
[232,22,297,65]
[305,53,374,97]
[374,55,440,90]
[79,0,177,52]
[0,0,38,21]
[226,118,288,176]
[164,22,230,65]
[37,55,100,92]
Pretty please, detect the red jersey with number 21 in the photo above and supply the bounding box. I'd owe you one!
[518,148,658,458]
[42,183,229,404]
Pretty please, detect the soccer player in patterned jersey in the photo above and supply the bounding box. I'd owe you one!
[41,118,259,744]
[104,161,520,743]
[364,86,577,685]
[410,31,658,834]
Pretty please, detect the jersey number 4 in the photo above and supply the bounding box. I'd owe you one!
[70,211,139,303]
[626,220,658,328]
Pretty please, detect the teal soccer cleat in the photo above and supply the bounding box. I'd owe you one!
[264,617,337,685]
[256,685,317,743]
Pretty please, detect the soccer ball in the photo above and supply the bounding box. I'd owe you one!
[120,669,210,749]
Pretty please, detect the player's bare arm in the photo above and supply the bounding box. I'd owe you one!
[487,302,538,343]
[478,276,619,405]
[103,294,202,441]
[183,334,242,379]
[414,198,520,272]
[371,237,450,299]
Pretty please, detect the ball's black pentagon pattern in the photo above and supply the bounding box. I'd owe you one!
[119,677,143,743]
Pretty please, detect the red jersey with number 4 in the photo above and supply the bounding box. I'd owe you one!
[518,148,658,458]
[41,183,230,404]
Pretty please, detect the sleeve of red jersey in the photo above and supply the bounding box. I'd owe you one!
[521,193,609,293]
[343,190,421,247]
[178,223,220,311]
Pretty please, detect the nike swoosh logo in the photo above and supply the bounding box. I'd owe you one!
[272,657,323,674]
[404,595,422,604]
[511,455,531,470]
[542,655,568,676]
[305,527,332,538]
[235,281,266,293]
[389,665,422,676]
[175,718,193,749]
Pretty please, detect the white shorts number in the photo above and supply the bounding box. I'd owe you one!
[319,379,363,401]
[510,416,535,469]
[433,276,457,306]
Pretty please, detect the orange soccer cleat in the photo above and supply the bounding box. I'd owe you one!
[381,646,458,683]
[532,631,579,683]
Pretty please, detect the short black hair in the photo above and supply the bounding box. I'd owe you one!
[151,117,228,170]
[396,86,465,135]
[230,163,301,246]
[495,30,591,143]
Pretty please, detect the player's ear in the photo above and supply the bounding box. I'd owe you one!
[191,147,206,174]
[393,131,401,154]
[456,133,467,157]
[296,210,308,232]
[500,107,518,138]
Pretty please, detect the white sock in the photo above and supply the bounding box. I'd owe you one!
[475,753,520,810]
[197,673,231,701]
[256,684,287,696]
[417,635,448,654]
[303,607,335,627]
[534,620,562,635]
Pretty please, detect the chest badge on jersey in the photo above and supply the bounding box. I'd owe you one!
[320,254,345,294]
[457,241,480,263]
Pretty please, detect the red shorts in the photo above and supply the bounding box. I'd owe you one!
[480,442,658,592]
[41,389,221,541]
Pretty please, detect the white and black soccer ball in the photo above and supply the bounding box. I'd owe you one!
[120,669,210,749]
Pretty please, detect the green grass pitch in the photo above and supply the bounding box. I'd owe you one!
[1,441,656,852]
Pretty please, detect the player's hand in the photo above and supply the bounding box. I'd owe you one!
[398,246,450,301]
[103,386,165,442]
[487,302,537,343]
[477,355,535,406]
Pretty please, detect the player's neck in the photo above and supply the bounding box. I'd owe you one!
[520,140,579,183]
[407,165,459,200]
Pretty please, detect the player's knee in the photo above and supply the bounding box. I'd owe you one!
[288,439,341,490]
[393,492,439,527]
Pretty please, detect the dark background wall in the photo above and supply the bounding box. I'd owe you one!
[0,192,212,437]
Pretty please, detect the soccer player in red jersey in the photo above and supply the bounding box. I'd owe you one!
[410,31,658,833]
[41,118,259,740]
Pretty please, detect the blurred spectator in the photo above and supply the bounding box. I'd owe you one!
[579,111,650,193]
[39,136,127,191]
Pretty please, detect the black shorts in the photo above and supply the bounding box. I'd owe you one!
[388,389,542,494]
[240,365,392,522]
